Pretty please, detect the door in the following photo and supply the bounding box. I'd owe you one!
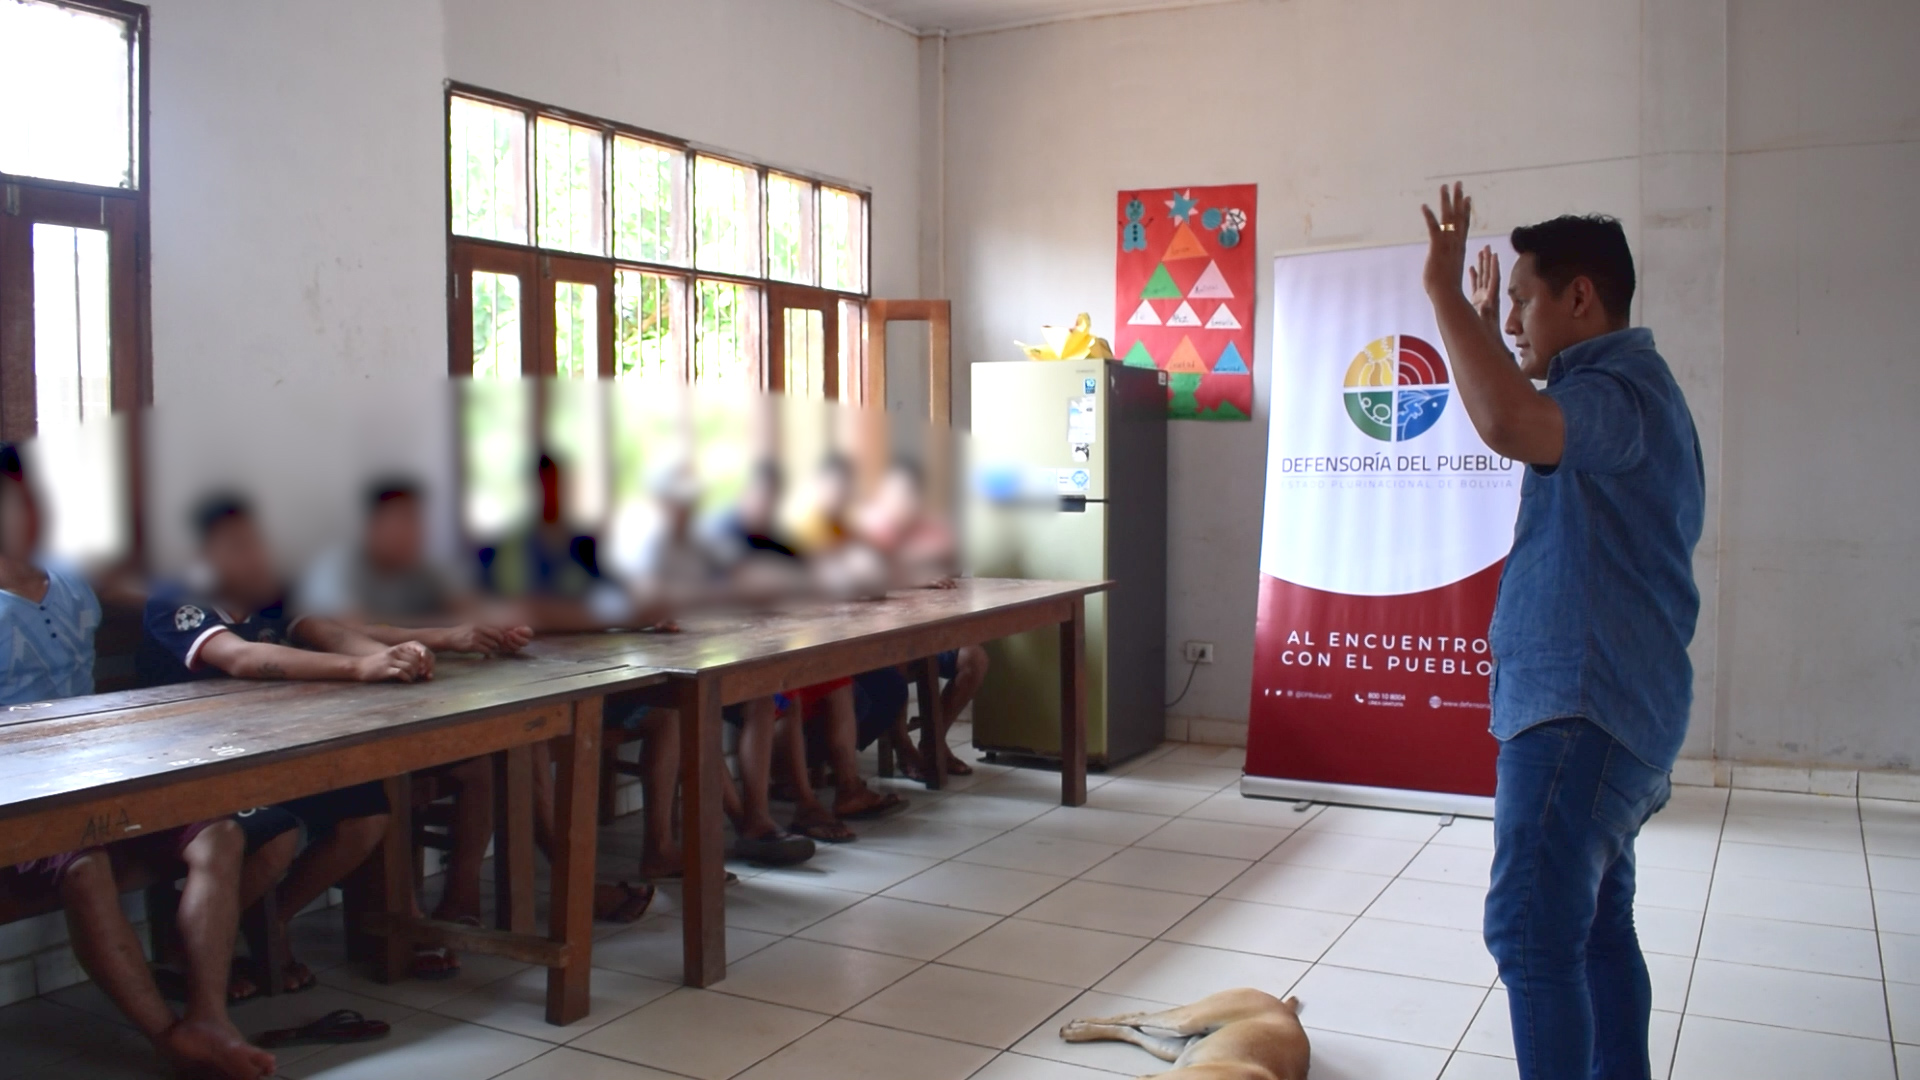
[767,284,840,399]
[540,253,614,379]
[0,184,139,438]
[450,242,537,378]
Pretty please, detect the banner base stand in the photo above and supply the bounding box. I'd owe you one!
[1240,775,1494,820]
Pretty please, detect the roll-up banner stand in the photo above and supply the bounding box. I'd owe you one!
[1244,239,1522,818]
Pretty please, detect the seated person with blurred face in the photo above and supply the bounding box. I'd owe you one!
[299,479,531,973]
[479,454,693,917]
[0,447,274,1080]
[854,459,988,780]
[138,494,436,995]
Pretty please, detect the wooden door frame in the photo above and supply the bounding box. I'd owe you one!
[863,299,950,424]
[766,284,841,400]
[449,241,538,377]
[538,253,616,379]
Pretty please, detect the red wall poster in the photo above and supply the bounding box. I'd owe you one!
[1245,239,1523,811]
[1114,184,1256,420]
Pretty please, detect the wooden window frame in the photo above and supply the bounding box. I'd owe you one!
[0,0,152,442]
[445,83,870,398]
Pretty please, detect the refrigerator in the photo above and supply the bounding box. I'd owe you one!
[965,360,1168,768]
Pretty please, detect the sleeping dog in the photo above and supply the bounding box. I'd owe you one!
[1060,988,1309,1080]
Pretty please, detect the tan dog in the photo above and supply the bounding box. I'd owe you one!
[1060,988,1309,1080]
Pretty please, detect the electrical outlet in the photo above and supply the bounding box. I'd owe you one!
[1183,641,1215,664]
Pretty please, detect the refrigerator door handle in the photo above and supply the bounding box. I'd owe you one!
[1058,496,1089,513]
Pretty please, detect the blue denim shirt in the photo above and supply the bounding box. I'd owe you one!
[1488,327,1705,771]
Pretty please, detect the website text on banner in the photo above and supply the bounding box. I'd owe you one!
[1248,239,1522,799]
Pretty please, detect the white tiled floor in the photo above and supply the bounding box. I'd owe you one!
[5,735,1918,1079]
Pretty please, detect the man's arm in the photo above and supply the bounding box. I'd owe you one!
[326,618,532,656]
[196,629,432,683]
[1421,183,1564,466]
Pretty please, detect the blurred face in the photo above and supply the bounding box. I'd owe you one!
[202,516,279,608]
[1504,254,1610,380]
[0,479,39,562]
[365,496,423,572]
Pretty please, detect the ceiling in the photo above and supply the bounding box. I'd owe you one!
[834,0,1248,36]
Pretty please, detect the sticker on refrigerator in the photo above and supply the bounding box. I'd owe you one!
[1056,468,1091,493]
[1068,394,1097,447]
[1071,443,1091,463]
[1083,377,1098,395]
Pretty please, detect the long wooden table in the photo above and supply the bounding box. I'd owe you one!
[529,578,1107,987]
[0,654,663,1024]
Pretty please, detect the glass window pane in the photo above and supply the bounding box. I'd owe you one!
[536,117,607,255]
[449,96,528,244]
[820,187,866,293]
[545,379,607,528]
[782,308,825,400]
[554,281,598,377]
[694,156,760,276]
[614,136,686,265]
[766,174,815,285]
[694,279,760,386]
[616,269,684,382]
[471,271,522,378]
[32,224,112,429]
[0,0,134,188]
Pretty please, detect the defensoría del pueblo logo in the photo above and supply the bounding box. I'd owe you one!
[1342,334,1450,442]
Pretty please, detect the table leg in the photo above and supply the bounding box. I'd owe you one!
[546,697,602,1026]
[675,674,727,987]
[1060,596,1088,807]
[493,745,536,935]
[375,775,415,982]
[913,656,946,790]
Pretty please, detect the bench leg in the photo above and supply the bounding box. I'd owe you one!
[374,775,415,983]
[546,697,602,1026]
[493,746,537,936]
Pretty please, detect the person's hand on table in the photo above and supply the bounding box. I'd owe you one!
[358,641,433,683]
[450,622,533,655]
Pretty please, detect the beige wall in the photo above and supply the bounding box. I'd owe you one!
[938,0,1730,754]
[1718,0,1920,769]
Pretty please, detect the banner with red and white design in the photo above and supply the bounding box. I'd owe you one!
[1245,240,1523,806]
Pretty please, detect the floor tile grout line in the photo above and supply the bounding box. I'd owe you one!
[1863,786,1904,1077]
[1663,784,1730,1080]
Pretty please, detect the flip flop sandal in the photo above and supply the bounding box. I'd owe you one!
[281,961,319,994]
[732,829,817,867]
[411,943,461,981]
[594,881,656,923]
[839,792,910,821]
[258,1009,391,1048]
[788,814,858,844]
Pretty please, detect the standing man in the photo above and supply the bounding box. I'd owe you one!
[1420,184,1704,1080]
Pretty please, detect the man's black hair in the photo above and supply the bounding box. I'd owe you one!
[1509,214,1636,325]
[193,492,252,540]
[0,443,22,483]
[366,475,421,511]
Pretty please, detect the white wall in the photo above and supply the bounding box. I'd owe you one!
[1718,0,1920,770]
[940,0,1728,749]
[143,0,451,572]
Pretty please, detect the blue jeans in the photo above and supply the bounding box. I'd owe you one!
[1485,717,1671,1080]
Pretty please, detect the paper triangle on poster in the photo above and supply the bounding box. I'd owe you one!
[1162,222,1209,261]
[1212,340,1250,374]
[1189,261,1234,299]
[1140,264,1183,299]
[1205,304,1241,330]
[1126,299,1162,326]
[1165,336,1207,373]
[1166,301,1202,327]
[1122,339,1157,369]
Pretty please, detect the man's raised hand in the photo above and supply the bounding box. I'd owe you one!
[1421,182,1473,300]
[1469,245,1505,341]
[357,641,434,683]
